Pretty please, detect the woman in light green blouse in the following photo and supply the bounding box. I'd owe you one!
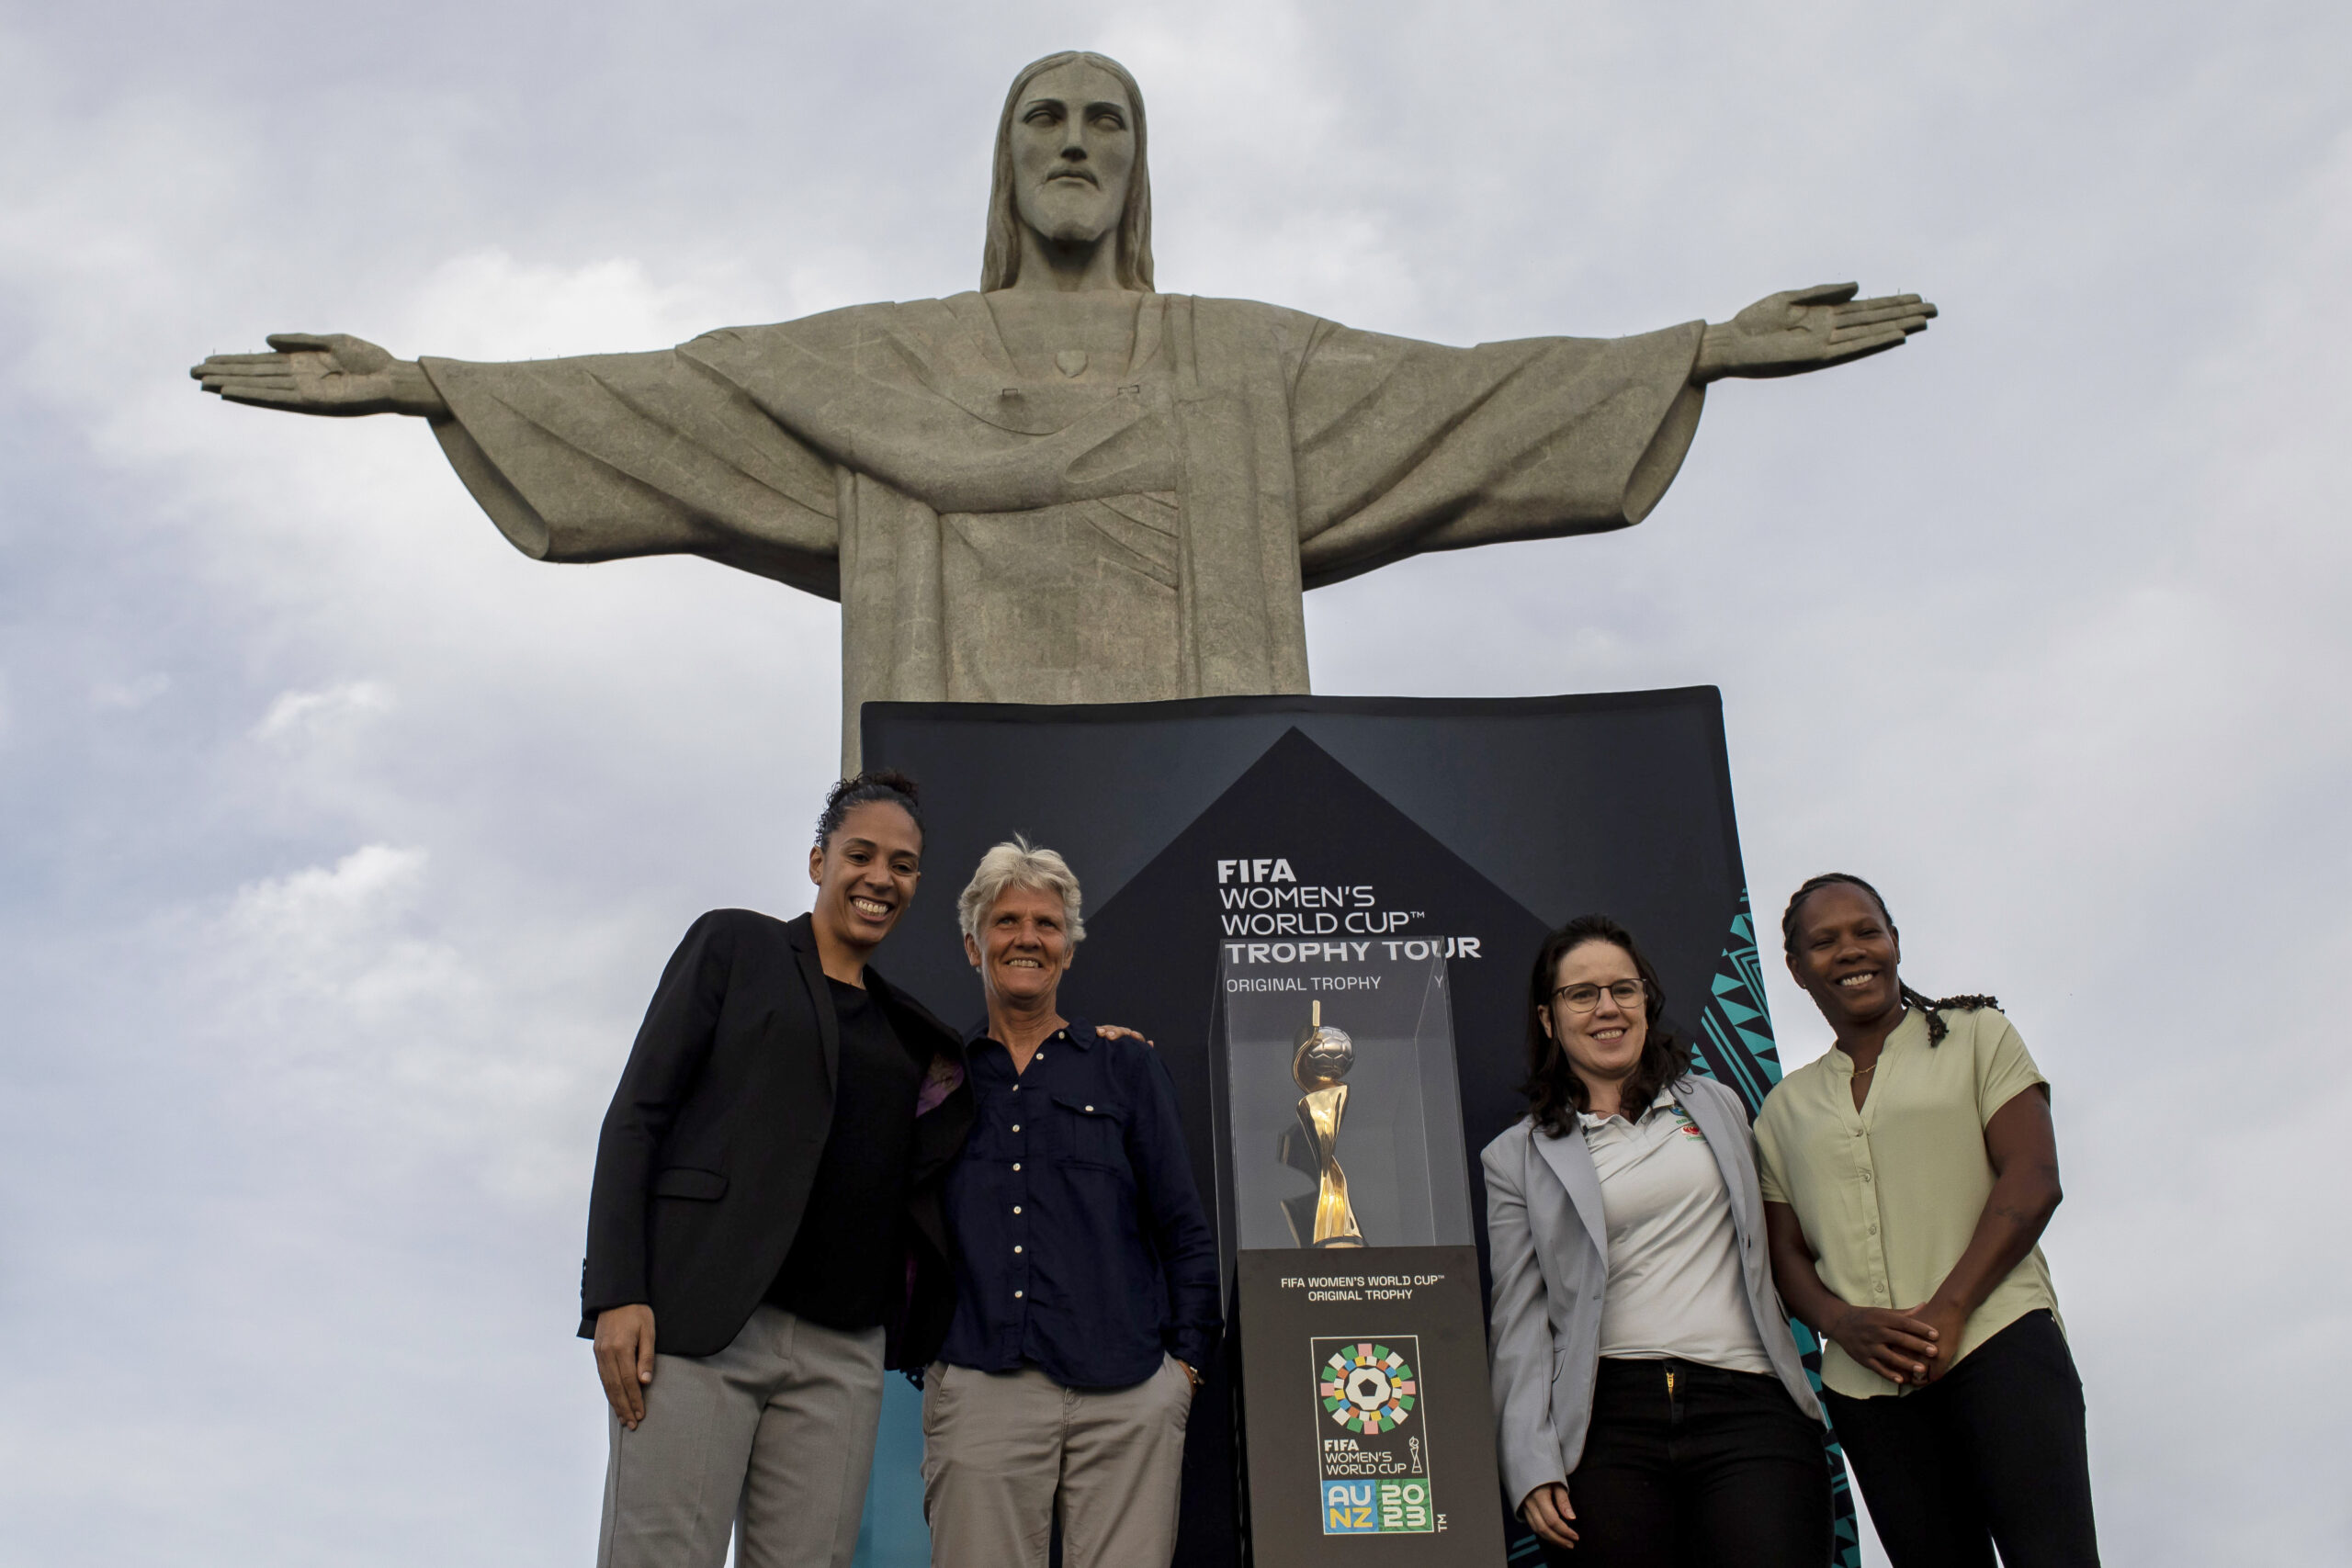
[1756,874,2098,1568]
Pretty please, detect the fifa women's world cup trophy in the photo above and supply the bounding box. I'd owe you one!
[1281,1001,1365,1248]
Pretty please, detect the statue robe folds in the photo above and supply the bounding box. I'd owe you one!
[420,295,1706,765]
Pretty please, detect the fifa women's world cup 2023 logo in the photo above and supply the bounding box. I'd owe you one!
[1281,1000,1365,1248]
[1313,1337,1437,1536]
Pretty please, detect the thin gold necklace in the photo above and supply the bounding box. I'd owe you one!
[1848,1007,1906,1079]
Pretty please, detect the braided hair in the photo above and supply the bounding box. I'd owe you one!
[813,769,923,850]
[1780,872,1997,1046]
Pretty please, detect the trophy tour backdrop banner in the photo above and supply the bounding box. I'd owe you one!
[856,692,1861,1568]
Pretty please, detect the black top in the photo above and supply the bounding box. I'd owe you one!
[940,1018,1221,1389]
[766,977,928,1330]
[579,909,974,1362]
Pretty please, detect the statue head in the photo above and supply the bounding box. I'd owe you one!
[982,51,1155,292]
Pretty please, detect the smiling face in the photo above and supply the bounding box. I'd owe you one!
[965,881,1076,1010]
[1539,939,1649,1097]
[807,800,922,961]
[1785,880,1905,1029]
[1007,60,1136,250]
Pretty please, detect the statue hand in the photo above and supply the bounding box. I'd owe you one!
[189,333,448,417]
[1694,283,1936,382]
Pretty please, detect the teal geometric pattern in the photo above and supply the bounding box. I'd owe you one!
[1690,890,1864,1568]
[1688,893,1782,1114]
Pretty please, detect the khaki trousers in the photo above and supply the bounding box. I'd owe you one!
[921,1356,1193,1568]
[597,1305,886,1568]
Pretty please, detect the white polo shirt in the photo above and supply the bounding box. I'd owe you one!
[1581,1089,1775,1374]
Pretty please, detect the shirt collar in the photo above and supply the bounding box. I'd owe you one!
[1577,1085,1676,1130]
[962,1016,1098,1051]
[1824,1008,1928,1076]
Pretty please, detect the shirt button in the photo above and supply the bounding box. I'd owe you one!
[1014,1291,1023,1299]
[1012,1123,1021,1133]
[1012,1163,1022,1172]
[1013,1246,1023,1254]
[1084,1104,1094,1112]
[1861,1170,1873,1183]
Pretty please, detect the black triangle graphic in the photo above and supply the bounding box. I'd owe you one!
[1068,726,1560,1219]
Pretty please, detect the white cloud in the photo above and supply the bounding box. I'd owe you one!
[206,843,467,1043]
[220,840,425,935]
[90,671,171,710]
[400,250,742,362]
[252,680,393,739]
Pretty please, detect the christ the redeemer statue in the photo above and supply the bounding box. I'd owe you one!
[195,51,1932,767]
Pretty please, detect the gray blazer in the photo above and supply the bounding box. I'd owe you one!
[1481,1072,1819,1510]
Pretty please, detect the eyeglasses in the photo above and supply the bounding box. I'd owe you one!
[1552,980,1646,1013]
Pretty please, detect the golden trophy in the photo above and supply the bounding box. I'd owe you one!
[1280,999,1365,1248]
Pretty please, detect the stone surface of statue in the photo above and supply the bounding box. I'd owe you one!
[193,51,1934,766]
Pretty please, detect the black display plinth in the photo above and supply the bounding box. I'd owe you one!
[1235,1247,1506,1562]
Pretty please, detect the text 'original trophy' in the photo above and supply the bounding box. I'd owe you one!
[1281,1000,1365,1248]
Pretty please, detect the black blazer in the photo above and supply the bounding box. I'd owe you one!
[579,908,974,1362]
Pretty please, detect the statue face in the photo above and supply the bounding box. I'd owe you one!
[1008,60,1135,250]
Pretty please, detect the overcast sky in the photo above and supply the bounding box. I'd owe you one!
[2,2,2346,1563]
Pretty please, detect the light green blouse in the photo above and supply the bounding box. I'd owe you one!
[1755,1007,2059,1399]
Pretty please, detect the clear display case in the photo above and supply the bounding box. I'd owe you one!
[1214,946,1475,1251]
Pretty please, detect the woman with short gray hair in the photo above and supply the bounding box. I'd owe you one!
[956,837,1087,949]
[922,838,1219,1568]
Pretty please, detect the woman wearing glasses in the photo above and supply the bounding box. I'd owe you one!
[1483,916,1828,1566]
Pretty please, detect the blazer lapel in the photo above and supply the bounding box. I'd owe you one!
[785,914,840,1096]
[1678,1078,1755,1247]
[1531,1119,1610,1262]
[866,967,975,1188]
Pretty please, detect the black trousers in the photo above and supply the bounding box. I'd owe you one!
[1538,1357,1830,1568]
[1822,1310,2099,1568]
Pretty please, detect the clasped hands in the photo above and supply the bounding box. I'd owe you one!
[1829,1296,1967,1388]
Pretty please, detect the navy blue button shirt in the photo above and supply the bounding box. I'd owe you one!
[939,1019,1221,1390]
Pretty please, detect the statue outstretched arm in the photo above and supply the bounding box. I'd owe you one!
[1283,282,1930,585]
[190,333,450,418]
[193,330,842,597]
[1692,283,1935,382]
